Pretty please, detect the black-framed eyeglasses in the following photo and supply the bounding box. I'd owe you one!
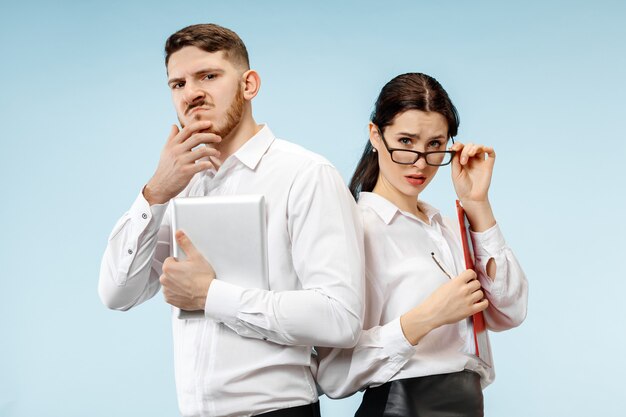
[378,128,456,166]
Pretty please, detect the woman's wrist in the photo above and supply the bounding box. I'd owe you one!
[400,306,438,346]
[459,199,496,233]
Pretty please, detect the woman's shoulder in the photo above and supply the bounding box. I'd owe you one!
[357,197,393,235]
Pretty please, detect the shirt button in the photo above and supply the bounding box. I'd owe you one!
[142,213,148,219]
[128,249,133,255]
[263,337,268,341]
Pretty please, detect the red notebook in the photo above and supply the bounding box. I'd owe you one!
[456,200,492,367]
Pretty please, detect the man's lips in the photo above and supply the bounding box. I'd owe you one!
[405,174,426,186]
[187,106,212,115]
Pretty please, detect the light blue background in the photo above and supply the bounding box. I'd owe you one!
[1,1,625,416]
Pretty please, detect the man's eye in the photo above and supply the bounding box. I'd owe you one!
[204,74,216,80]
[171,82,185,89]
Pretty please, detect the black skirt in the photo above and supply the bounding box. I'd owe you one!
[355,371,483,417]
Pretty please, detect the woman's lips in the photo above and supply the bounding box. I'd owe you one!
[405,175,426,186]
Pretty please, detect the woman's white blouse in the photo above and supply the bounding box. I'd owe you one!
[316,192,528,398]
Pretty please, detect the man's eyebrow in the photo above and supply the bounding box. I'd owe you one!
[167,68,225,85]
[167,76,185,85]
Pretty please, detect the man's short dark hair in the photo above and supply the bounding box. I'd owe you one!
[165,23,250,70]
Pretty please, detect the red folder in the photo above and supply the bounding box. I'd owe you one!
[456,200,492,366]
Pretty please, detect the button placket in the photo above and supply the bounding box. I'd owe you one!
[219,163,241,194]
[205,163,234,195]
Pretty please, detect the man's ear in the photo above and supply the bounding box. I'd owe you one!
[242,70,261,100]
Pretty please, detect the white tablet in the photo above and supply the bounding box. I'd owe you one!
[170,194,269,319]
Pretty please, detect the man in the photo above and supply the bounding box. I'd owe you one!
[99,24,364,417]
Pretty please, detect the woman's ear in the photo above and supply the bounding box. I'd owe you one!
[242,70,261,100]
[369,122,381,152]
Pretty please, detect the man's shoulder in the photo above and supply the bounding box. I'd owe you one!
[269,138,333,170]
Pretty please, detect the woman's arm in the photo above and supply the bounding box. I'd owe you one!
[449,142,528,330]
[470,225,529,331]
[316,268,488,398]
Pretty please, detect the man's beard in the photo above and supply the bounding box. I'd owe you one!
[181,86,245,138]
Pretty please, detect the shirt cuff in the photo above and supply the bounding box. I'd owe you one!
[380,317,415,360]
[204,279,245,323]
[469,223,506,258]
[129,190,169,233]
[114,192,169,284]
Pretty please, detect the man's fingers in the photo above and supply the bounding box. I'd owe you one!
[190,160,219,175]
[209,156,222,169]
[176,230,201,258]
[162,257,174,275]
[166,124,180,143]
[183,132,222,150]
[174,120,213,144]
[159,273,171,287]
[182,145,221,164]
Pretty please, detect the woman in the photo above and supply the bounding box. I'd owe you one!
[316,73,528,416]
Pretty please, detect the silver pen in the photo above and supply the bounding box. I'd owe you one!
[431,252,453,279]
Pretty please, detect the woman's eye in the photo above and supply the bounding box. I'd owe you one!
[428,140,443,149]
[399,137,412,145]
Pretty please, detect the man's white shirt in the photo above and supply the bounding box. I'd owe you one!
[99,125,364,417]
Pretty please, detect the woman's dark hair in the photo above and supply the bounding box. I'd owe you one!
[349,73,460,200]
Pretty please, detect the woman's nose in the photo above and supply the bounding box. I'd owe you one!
[413,155,428,169]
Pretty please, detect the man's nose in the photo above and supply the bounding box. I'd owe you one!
[183,81,205,105]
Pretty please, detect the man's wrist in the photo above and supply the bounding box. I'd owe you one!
[143,183,169,206]
[196,276,214,311]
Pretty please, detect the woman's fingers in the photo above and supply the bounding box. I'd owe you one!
[454,142,496,165]
[460,142,474,164]
[473,298,489,313]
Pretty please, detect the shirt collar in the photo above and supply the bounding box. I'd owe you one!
[231,124,275,170]
[358,192,442,225]
[358,192,399,224]
[419,200,443,224]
